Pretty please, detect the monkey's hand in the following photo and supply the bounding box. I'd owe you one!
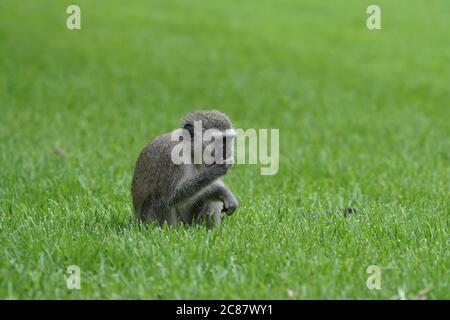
[221,192,238,215]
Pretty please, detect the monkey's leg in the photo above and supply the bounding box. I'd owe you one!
[195,201,223,228]
[140,204,177,226]
[138,204,161,224]
[166,208,178,227]
[194,203,210,225]
[193,180,238,216]
[207,201,224,228]
[177,205,195,225]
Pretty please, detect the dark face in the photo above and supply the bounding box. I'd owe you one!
[199,130,231,164]
[188,129,234,165]
[210,130,234,163]
[210,134,231,162]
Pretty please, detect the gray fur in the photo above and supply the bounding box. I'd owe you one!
[131,110,238,226]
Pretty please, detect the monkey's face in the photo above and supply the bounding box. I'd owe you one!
[197,128,235,165]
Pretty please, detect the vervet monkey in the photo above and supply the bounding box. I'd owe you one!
[131,110,238,227]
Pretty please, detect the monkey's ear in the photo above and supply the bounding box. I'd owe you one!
[183,123,194,138]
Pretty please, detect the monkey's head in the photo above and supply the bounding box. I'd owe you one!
[182,110,235,165]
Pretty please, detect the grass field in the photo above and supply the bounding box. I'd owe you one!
[0,0,449,299]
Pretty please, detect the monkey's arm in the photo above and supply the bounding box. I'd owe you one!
[209,181,238,215]
[167,163,229,207]
[194,180,238,215]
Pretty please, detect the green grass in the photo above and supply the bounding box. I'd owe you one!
[0,0,449,299]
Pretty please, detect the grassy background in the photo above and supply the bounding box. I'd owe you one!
[0,0,449,299]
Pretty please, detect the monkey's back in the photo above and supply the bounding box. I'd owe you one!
[131,132,181,219]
